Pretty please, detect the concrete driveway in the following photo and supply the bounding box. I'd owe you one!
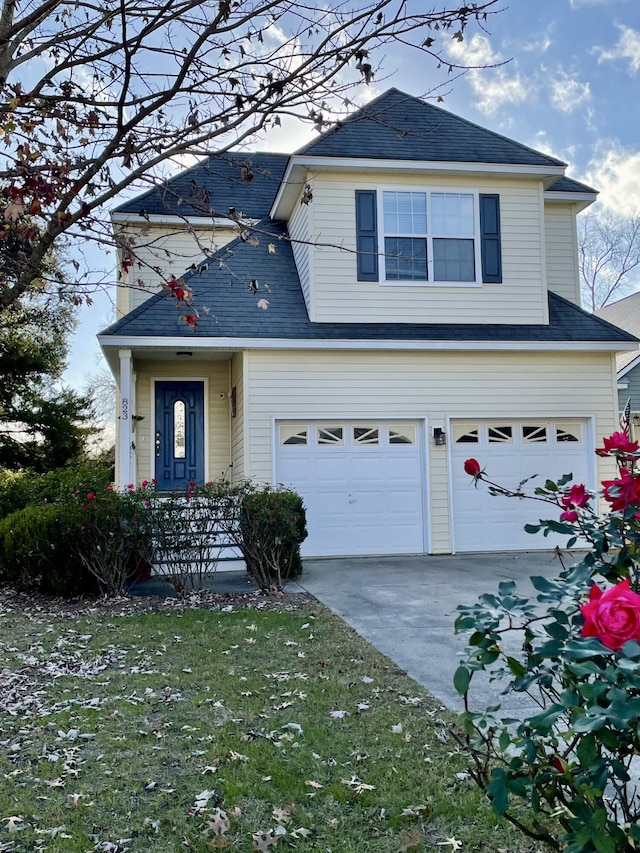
[298,551,577,715]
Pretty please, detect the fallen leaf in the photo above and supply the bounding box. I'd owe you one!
[398,829,423,851]
[206,808,230,837]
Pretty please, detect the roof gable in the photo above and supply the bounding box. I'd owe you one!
[295,88,566,168]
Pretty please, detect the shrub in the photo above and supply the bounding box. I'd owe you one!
[0,502,98,595]
[239,487,307,591]
[143,479,244,593]
[0,469,31,520]
[0,461,113,521]
[0,481,153,596]
[73,486,154,595]
[454,433,640,852]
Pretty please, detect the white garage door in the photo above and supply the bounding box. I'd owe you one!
[275,421,425,557]
[451,419,592,552]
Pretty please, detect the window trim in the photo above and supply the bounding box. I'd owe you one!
[376,186,483,287]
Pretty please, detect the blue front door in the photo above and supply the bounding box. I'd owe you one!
[154,381,205,490]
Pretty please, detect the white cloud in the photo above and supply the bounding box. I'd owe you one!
[597,25,640,75]
[582,142,640,216]
[521,35,553,53]
[447,34,528,116]
[549,71,591,113]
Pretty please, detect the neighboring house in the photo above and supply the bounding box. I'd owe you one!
[99,88,637,557]
[596,293,640,436]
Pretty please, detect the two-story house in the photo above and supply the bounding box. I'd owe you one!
[99,88,637,557]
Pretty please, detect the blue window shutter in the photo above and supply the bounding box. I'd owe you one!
[479,194,502,283]
[355,190,378,281]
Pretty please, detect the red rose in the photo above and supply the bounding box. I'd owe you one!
[562,484,590,509]
[560,509,578,523]
[602,468,640,512]
[464,458,482,477]
[596,432,639,456]
[559,484,590,522]
[581,579,640,650]
[141,480,149,488]
[86,492,95,500]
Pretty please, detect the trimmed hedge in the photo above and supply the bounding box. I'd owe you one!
[0,502,98,596]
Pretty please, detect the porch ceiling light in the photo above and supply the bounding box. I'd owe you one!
[176,351,193,358]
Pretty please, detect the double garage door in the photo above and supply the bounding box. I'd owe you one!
[275,418,592,557]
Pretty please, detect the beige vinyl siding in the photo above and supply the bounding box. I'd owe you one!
[133,359,232,483]
[545,203,581,304]
[244,348,618,553]
[230,352,245,482]
[114,222,239,315]
[306,171,548,325]
[288,186,313,316]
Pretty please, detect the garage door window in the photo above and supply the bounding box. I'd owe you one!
[488,425,513,443]
[453,425,479,443]
[523,425,547,443]
[388,425,416,445]
[556,423,581,443]
[280,425,308,446]
[318,426,344,445]
[353,426,379,445]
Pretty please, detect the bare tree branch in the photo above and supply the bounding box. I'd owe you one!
[0,0,504,313]
[579,211,640,311]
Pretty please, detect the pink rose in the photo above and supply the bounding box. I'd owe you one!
[596,432,639,456]
[86,492,95,500]
[106,484,114,492]
[581,579,640,650]
[141,480,149,488]
[464,458,482,477]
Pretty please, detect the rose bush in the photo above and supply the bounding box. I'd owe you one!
[455,433,640,852]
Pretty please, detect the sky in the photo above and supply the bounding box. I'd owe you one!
[64,0,640,388]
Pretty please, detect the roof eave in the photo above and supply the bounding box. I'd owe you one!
[544,190,598,213]
[271,156,567,220]
[99,334,638,354]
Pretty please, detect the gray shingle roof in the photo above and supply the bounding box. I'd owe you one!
[547,176,597,195]
[113,152,289,218]
[100,222,636,346]
[295,88,567,168]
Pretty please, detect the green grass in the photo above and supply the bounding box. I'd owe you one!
[0,594,547,852]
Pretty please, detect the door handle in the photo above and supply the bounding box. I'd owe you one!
[155,432,161,457]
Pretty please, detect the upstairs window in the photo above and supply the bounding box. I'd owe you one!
[356,189,500,285]
[383,191,428,281]
[380,190,477,284]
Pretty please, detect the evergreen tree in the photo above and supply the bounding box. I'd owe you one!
[0,286,92,472]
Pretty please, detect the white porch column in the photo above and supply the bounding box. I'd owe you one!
[117,348,134,488]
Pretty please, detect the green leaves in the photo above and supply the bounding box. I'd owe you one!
[453,666,470,696]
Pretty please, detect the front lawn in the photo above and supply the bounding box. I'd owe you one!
[0,590,545,852]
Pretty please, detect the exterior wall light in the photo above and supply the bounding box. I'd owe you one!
[433,427,446,446]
